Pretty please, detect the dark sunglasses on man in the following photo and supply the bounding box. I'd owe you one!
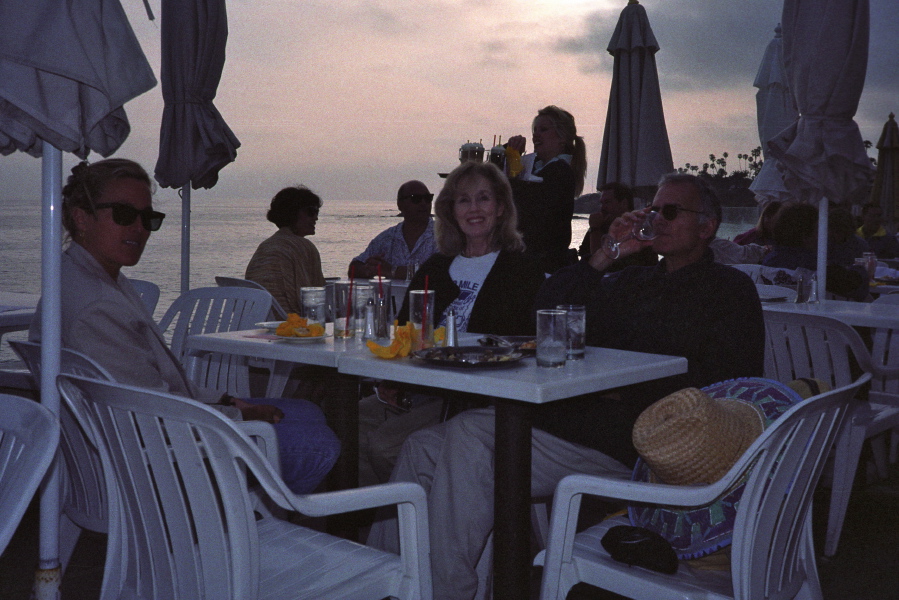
[402,193,434,205]
[651,204,705,222]
[94,202,166,232]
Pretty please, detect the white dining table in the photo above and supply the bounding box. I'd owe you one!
[762,298,899,329]
[185,328,687,600]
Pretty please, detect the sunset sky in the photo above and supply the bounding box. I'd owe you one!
[1,0,897,208]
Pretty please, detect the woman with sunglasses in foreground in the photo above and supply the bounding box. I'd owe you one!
[29,159,340,495]
[245,185,327,315]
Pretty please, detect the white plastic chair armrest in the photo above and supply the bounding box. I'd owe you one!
[553,468,749,511]
[285,481,428,517]
[236,421,281,475]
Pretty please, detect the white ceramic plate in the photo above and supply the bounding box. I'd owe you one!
[255,321,284,331]
[760,296,788,303]
[274,333,330,343]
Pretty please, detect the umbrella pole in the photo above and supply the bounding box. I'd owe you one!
[35,143,63,600]
[181,185,191,294]
[817,201,828,301]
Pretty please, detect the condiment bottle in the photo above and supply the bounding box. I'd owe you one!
[362,297,376,340]
[445,308,458,347]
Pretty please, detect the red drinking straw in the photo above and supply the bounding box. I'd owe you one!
[346,264,355,334]
[422,274,429,337]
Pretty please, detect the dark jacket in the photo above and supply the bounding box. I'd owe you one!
[398,250,545,336]
[532,250,765,466]
[510,159,576,274]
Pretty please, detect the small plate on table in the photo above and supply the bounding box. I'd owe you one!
[412,346,524,368]
[274,333,330,343]
[478,335,537,355]
[760,295,789,303]
[255,321,284,332]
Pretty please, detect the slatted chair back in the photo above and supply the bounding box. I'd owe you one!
[58,375,433,600]
[158,287,272,397]
[0,394,59,555]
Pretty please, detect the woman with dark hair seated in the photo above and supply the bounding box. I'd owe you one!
[762,203,869,301]
[30,159,340,494]
[245,186,326,315]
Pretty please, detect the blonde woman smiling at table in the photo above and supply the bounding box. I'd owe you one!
[358,161,546,487]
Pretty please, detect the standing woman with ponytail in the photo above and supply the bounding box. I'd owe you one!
[506,105,587,274]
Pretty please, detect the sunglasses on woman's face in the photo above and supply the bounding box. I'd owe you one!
[651,203,705,222]
[94,202,166,231]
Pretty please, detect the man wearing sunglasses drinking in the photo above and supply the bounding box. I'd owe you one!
[534,172,765,468]
[348,180,438,280]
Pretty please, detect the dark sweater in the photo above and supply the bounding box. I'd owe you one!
[398,250,546,336]
[533,250,765,466]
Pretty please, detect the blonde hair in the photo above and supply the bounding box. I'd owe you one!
[535,105,587,196]
[434,162,525,256]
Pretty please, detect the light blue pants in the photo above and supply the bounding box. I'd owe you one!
[245,397,341,494]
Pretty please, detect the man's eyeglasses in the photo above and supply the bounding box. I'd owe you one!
[401,193,434,205]
[652,204,705,222]
[94,203,166,231]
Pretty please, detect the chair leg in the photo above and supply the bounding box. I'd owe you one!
[531,500,550,551]
[825,423,867,557]
[869,432,891,481]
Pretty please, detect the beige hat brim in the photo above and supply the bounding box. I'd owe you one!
[633,390,765,486]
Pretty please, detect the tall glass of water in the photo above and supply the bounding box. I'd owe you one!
[536,309,567,368]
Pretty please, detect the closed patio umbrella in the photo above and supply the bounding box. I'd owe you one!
[749,24,798,205]
[0,1,154,597]
[154,0,240,293]
[596,0,673,199]
[871,113,899,229]
[768,0,875,300]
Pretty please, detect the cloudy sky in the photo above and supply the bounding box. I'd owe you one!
[1,0,897,206]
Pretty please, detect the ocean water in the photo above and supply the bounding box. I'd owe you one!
[0,196,753,360]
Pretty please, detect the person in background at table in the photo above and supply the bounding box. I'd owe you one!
[506,105,586,274]
[857,202,899,259]
[577,181,658,271]
[733,199,781,246]
[358,161,546,488]
[828,204,870,268]
[348,180,438,280]
[368,172,765,600]
[762,202,869,301]
[29,159,340,494]
[245,186,326,315]
[709,237,769,265]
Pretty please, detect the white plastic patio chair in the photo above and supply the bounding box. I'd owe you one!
[129,277,161,315]
[57,374,432,600]
[535,375,870,600]
[215,275,289,321]
[0,393,60,555]
[10,340,281,571]
[761,311,899,557]
[158,286,273,397]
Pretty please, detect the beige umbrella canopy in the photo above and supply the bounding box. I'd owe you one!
[871,113,899,229]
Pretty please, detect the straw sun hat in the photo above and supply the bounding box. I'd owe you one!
[628,377,801,560]
[632,387,765,486]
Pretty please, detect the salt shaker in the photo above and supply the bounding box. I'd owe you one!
[362,297,376,340]
[445,308,458,347]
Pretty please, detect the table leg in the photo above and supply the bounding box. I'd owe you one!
[493,399,533,600]
[264,360,293,397]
